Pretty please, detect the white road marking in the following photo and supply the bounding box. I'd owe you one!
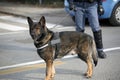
[0,21,64,32]
[0,31,24,36]
[0,22,28,31]
[0,21,73,35]
[103,47,120,52]
[0,60,44,70]
[0,15,62,29]
[0,15,74,33]
[0,47,120,70]
[0,16,27,24]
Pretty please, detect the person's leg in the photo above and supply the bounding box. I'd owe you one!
[93,30,106,58]
[87,3,100,32]
[75,6,85,32]
[87,3,106,59]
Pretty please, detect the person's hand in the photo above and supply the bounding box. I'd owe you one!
[98,5,104,16]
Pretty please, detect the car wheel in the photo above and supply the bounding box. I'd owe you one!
[109,3,120,26]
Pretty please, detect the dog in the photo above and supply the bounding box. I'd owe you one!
[27,16,98,80]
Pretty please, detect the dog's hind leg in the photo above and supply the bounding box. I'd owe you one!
[45,60,53,80]
[85,57,93,78]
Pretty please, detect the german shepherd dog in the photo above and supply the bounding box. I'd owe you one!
[27,16,98,80]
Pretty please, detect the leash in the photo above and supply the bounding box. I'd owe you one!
[50,13,70,29]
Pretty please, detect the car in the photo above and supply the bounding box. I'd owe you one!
[64,0,120,26]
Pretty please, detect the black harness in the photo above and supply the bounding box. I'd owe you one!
[36,32,61,59]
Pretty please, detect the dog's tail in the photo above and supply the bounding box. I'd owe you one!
[92,39,98,67]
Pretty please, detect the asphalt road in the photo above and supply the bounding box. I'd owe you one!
[0,12,120,80]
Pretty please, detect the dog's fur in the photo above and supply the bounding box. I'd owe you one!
[27,16,98,80]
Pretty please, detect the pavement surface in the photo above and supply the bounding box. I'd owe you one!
[0,2,74,26]
[0,2,64,17]
[0,2,120,80]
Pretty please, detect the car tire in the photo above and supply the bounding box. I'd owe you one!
[109,2,120,26]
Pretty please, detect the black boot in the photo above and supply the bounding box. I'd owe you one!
[93,30,107,59]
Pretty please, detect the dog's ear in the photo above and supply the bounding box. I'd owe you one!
[39,16,46,27]
[27,17,33,27]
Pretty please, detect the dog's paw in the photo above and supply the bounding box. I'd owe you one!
[84,73,92,78]
[51,73,55,78]
[86,75,91,78]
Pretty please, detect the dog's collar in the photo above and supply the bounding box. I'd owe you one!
[37,32,60,50]
[37,39,60,50]
[37,44,49,50]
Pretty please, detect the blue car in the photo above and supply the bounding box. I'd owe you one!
[64,0,120,26]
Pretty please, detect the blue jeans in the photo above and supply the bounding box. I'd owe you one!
[75,2,101,32]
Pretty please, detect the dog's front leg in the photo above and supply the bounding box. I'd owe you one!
[51,63,55,78]
[45,60,53,80]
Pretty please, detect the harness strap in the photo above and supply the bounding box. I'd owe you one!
[51,39,61,45]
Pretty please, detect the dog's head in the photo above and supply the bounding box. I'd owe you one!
[27,16,48,43]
